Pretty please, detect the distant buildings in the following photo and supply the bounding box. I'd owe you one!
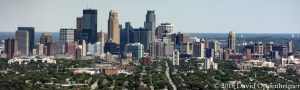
[125,43,144,59]
[108,10,120,45]
[192,42,205,59]
[82,9,98,44]
[87,42,103,56]
[156,23,173,39]
[15,30,29,56]
[59,28,75,54]
[228,31,236,51]
[17,27,35,55]
[4,38,18,59]
[204,58,218,70]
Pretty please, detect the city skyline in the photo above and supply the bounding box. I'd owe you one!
[0,0,300,33]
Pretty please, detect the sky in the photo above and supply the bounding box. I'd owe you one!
[0,0,300,33]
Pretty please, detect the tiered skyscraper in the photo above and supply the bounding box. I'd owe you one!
[82,9,98,44]
[144,10,156,51]
[108,10,120,45]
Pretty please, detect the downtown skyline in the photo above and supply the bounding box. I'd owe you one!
[0,0,300,33]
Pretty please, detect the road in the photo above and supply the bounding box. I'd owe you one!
[90,79,98,90]
[165,61,177,90]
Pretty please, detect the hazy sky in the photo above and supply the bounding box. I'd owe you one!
[0,0,300,33]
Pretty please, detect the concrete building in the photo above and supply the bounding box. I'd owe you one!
[36,44,44,56]
[16,30,29,56]
[181,42,193,55]
[4,38,18,59]
[108,10,120,45]
[156,23,173,39]
[87,42,103,56]
[173,49,180,66]
[228,31,236,50]
[125,43,144,59]
[204,57,218,70]
[254,42,264,59]
[65,41,76,57]
[59,28,75,54]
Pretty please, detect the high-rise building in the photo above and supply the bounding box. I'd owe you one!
[125,43,144,59]
[228,31,236,50]
[16,30,29,56]
[205,48,214,58]
[120,22,134,52]
[40,33,53,45]
[104,40,118,54]
[4,38,18,59]
[75,46,82,59]
[192,42,205,59]
[144,10,156,50]
[254,42,264,59]
[36,44,44,56]
[75,17,83,41]
[173,49,180,66]
[108,10,120,45]
[265,42,273,54]
[59,28,75,53]
[82,9,98,44]
[150,39,164,58]
[181,42,193,55]
[65,41,76,57]
[205,57,218,70]
[286,40,293,53]
[17,27,34,55]
[156,23,173,39]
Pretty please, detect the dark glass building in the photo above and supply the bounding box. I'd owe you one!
[17,27,35,55]
[82,9,98,44]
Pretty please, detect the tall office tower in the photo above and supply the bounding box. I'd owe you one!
[286,40,293,53]
[181,42,193,55]
[120,22,134,52]
[40,33,53,45]
[156,23,173,39]
[108,10,120,45]
[59,28,75,54]
[228,31,236,50]
[75,17,83,41]
[82,9,97,44]
[75,46,82,59]
[125,43,144,59]
[254,42,264,59]
[192,42,205,59]
[162,37,175,58]
[144,10,156,50]
[265,42,273,54]
[173,49,180,66]
[16,30,29,56]
[17,27,34,55]
[150,39,164,58]
[4,38,18,59]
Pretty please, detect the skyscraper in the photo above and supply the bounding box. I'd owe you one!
[173,49,180,66]
[144,10,156,51]
[192,42,205,59]
[75,17,83,41]
[59,28,75,54]
[228,31,236,50]
[82,9,97,44]
[16,30,29,56]
[108,10,120,45]
[4,38,18,59]
[120,22,134,52]
[17,27,34,55]
[156,23,173,39]
[286,40,293,53]
[40,33,53,45]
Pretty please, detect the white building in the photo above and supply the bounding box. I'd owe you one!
[204,57,218,70]
[8,56,56,65]
[87,42,103,56]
